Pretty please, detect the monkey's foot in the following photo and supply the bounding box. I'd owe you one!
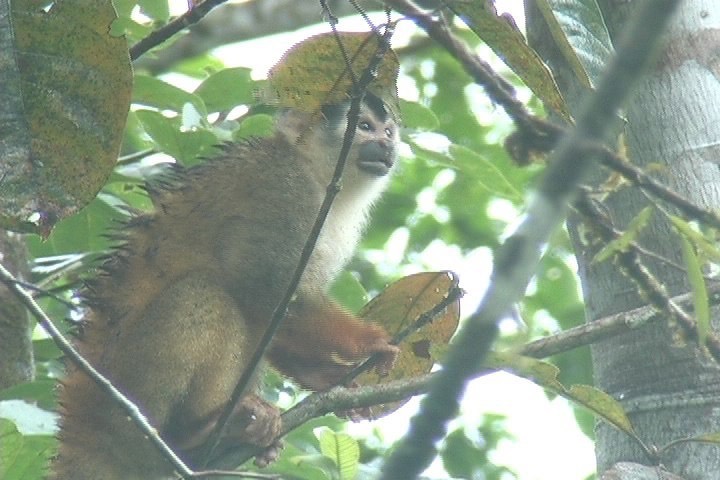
[226,394,282,449]
[253,439,284,468]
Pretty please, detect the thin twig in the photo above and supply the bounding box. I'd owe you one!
[575,189,720,360]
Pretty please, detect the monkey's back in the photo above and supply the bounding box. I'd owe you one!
[85,135,323,337]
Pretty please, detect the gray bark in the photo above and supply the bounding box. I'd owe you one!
[528,1,720,478]
[0,231,34,389]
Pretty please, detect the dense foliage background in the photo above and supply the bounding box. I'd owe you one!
[3,1,717,479]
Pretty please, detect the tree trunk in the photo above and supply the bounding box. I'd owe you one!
[528,1,720,478]
[0,231,34,389]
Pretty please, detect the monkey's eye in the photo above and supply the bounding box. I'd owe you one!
[358,121,372,131]
[384,127,393,138]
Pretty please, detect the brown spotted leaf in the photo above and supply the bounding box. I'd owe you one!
[0,0,132,235]
[355,271,461,417]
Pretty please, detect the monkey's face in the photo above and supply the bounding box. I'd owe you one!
[321,92,400,178]
[353,107,398,177]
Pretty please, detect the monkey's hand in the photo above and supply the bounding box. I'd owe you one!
[271,296,399,392]
[329,322,399,377]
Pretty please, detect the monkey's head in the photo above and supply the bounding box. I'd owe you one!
[320,92,399,178]
[276,92,400,188]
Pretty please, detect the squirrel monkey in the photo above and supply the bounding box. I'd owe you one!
[51,92,400,479]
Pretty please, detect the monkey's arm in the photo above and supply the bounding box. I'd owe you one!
[269,294,398,392]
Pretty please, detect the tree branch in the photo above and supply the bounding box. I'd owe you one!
[133,0,380,73]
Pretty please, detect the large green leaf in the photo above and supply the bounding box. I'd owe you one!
[0,0,132,235]
[0,419,55,480]
[194,67,255,112]
[536,0,614,88]
[317,428,360,480]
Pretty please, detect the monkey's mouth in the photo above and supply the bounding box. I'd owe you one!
[357,142,395,176]
[359,156,394,176]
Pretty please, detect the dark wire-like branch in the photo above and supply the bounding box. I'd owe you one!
[129,0,231,61]
[379,1,681,478]
[0,264,195,478]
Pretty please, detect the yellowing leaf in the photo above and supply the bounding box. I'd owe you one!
[266,31,399,117]
[489,353,639,440]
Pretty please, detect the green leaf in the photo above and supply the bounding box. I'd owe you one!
[679,235,710,345]
[441,428,488,478]
[536,0,614,89]
[27,195,124,256]
[400,100,440,131]
[135,109,217,165]
[317,428,360,480]
[0,380,58,411]
[138,0,170,22]
[669,215,720,262]
[194,67,255,112]
[0,0,132,234]
[449,144,523,202]
[593,206,653,263]
[133,75,207,115]
[0,419,55,480]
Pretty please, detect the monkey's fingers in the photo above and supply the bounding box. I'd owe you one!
[369,341,400,377]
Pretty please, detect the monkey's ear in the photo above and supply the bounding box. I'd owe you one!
[354,271,461,418]
[264,31,400,118]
